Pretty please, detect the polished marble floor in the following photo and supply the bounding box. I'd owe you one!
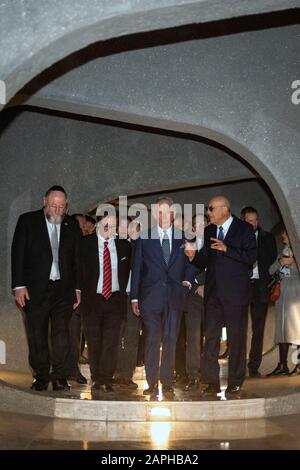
[1,409,300,450]
[1,367,300,449]
[1,366,300,402]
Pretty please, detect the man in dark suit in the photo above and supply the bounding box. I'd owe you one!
[241,206,277,377]
[185,196,257,395]
[11,186,82,391]
[131,196,196,397]
[81,212,131,392]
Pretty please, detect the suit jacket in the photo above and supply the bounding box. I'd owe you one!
[193,216,257,306]
[81,233,131,315]
[11,208,82,303]
[130,225,196,313]
[255,227,277,302]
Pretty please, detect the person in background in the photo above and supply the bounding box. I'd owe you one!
[114,219,142,388]
[267,228,300,376]
[66,214,90,384]
[184,213,208,391]
[240,206,277,377]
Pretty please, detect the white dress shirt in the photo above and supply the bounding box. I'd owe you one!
[97,235,120,294]
[45,217,61,281]
[196,236,203,251]
[251,230,259,279]
[157,224,173,251]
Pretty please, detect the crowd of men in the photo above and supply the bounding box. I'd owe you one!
[11,185,279,398]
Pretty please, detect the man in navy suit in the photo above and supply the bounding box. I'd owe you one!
[131,197,196,397]
[185,196,257,396]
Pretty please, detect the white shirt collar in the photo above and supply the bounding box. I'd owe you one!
[157,224,173,238]
[97,233,115,243]
[218,215,233,232]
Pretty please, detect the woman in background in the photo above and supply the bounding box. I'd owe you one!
[267,228,300,376]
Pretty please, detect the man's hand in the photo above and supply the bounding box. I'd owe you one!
[182,281,191,289]
[131,301,141,317]
[184,241,197,259]
[279,256,293,266]
[73,290,81,310]
[14,287,30,308]
[210,237,227,253]
[195,285,204,298]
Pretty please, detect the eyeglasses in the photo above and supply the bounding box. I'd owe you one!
[47,204,67,211]
[206,205,226,213]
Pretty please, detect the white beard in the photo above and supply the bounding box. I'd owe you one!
[45,213,64,225]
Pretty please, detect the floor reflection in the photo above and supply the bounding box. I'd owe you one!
[1,409,300,449]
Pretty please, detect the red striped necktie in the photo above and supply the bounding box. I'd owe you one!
[102,241,112,299]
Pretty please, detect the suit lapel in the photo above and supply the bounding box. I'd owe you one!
[115,238,122,281]
[150,226,166,268]
[168,226,183,268]
[38,209,52,255]
[93,233,100,276]
[223,216,238,242]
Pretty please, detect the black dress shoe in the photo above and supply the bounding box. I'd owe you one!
[91,382,113,392]
[289,364,300,376]
[143,384,159,396]
[52,378,71,391]
[248,370,261,378]
[68,372,87,384]
[202,383,221,395]
[31,379,48,391]
[225,385,241,395]
[219,348,229,359]
[91,381,101,390]
[162,385,175,397]
[75,372,87,384]
[184,378,200,391]
[118,377,138,389]
[267,363,289,377]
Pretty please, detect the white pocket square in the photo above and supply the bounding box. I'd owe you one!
[121,257,127,261]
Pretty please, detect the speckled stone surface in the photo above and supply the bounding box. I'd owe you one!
[1,370,300,422]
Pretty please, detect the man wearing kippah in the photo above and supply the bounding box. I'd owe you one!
[11,186,82,392]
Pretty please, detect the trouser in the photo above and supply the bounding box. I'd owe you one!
[115,297,141,379]
[142,307,182,387]
[203,294,248,387]
[25,281,73,381]
[248,279,268,372]
[83,292,124,384]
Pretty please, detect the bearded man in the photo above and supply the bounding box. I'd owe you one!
[11,186,81,391]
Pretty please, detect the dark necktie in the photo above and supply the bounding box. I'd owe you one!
[102,241,112,299]
[218,226,224,241]
[162,230,170,265]
[50,223,60,280]
[217,226,224,256]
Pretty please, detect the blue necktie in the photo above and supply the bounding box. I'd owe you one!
[162,230,170,264]
[218,226,224,241]
[217,226,224,256]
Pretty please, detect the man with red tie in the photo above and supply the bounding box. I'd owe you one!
[81,212,131,392]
